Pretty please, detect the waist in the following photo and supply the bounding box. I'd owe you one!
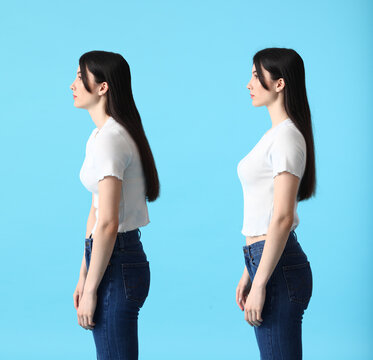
[243,230,300,257]
[85,228,141,250]
[246,234,267,245]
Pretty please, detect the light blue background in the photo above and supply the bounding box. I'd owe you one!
[0,0,371,359]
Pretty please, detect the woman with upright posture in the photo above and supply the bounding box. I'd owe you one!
[71,50,160,359]
[236,48,316,359]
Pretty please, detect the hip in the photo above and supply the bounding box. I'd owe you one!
[243,230,313,308]
[85,229,150,307]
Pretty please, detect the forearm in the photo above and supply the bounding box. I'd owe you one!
[251,216,293,289]
[85,206,97,238]
[83,222,118,293]
[79,251,87,279]
[242,263,252,283]
[79,206,97,278]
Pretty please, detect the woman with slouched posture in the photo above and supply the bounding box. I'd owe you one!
[236,48,316,359]
[71,50,160,360]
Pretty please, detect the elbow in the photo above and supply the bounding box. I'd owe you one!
[271,213,294,230]
[95,220,119,236]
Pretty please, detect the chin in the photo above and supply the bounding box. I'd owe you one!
[251,99,264,107]
[74,102,84,109]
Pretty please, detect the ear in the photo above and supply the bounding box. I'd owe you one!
[275,78,286,93]
[98,82,109,96]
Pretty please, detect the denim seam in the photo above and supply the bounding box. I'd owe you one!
[275,281,284,360]
[267,324,273,359]
[104,278,112,359]
[274,277,284,360]
[267,282,273,359]
[114,283,120,360]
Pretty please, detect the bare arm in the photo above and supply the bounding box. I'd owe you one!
[86,193,97,238]
[83,176,121,293]
[236,257,253,311]
[250,171,300,289]
[79,194,97,279]
[242,264,252,283]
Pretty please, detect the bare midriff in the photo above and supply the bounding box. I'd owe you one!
[246,234,267,246]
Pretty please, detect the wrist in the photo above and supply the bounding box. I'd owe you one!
[83,286,97,294]
[252,280,266,289]
[240,273,250,284]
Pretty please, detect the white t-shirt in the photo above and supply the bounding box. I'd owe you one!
[79,116,150,235]
[237,118,307,237]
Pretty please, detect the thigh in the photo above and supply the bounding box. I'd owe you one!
[92,247,150,360]
[253,277,307,360]
[246,249,313,359]
[92,276,141,360]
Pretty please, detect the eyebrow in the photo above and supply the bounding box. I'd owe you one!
[77,71,81,74]
[252,70,257,74]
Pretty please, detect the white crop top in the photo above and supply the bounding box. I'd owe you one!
[237,118,306,237]
[79,116,150,235]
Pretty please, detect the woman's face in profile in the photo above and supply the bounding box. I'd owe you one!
[247,64,277,108]
[70,65,100,110]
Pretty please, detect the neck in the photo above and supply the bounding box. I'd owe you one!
[87,101,110,130]
[266,93,290,128]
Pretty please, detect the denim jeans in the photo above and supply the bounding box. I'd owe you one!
[85,229,150,360]
[243,230,313,360]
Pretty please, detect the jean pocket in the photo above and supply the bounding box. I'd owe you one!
[121,261,150,307]
[282,261,313,309]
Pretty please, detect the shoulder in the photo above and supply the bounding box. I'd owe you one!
[273,121,306,150]
[93,127,133,164]
[96,122,131,147]
[267,121,307,165]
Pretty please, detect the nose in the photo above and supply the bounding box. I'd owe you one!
[246,81,251,90]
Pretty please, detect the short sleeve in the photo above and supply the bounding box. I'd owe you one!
[270,129,306,179]
[93,130,133,182]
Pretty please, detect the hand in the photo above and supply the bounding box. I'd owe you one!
[236,276,252,311]
[77,290,97,330]
[244,284,265,327]
[73,276,86,310]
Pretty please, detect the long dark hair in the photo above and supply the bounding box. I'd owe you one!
[253,47,316,201]
[79,50,160,202]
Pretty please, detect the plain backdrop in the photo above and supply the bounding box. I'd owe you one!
[0,0,372,359]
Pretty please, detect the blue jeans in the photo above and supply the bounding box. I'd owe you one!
[243,230,313,360]
[85,229,150,360]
